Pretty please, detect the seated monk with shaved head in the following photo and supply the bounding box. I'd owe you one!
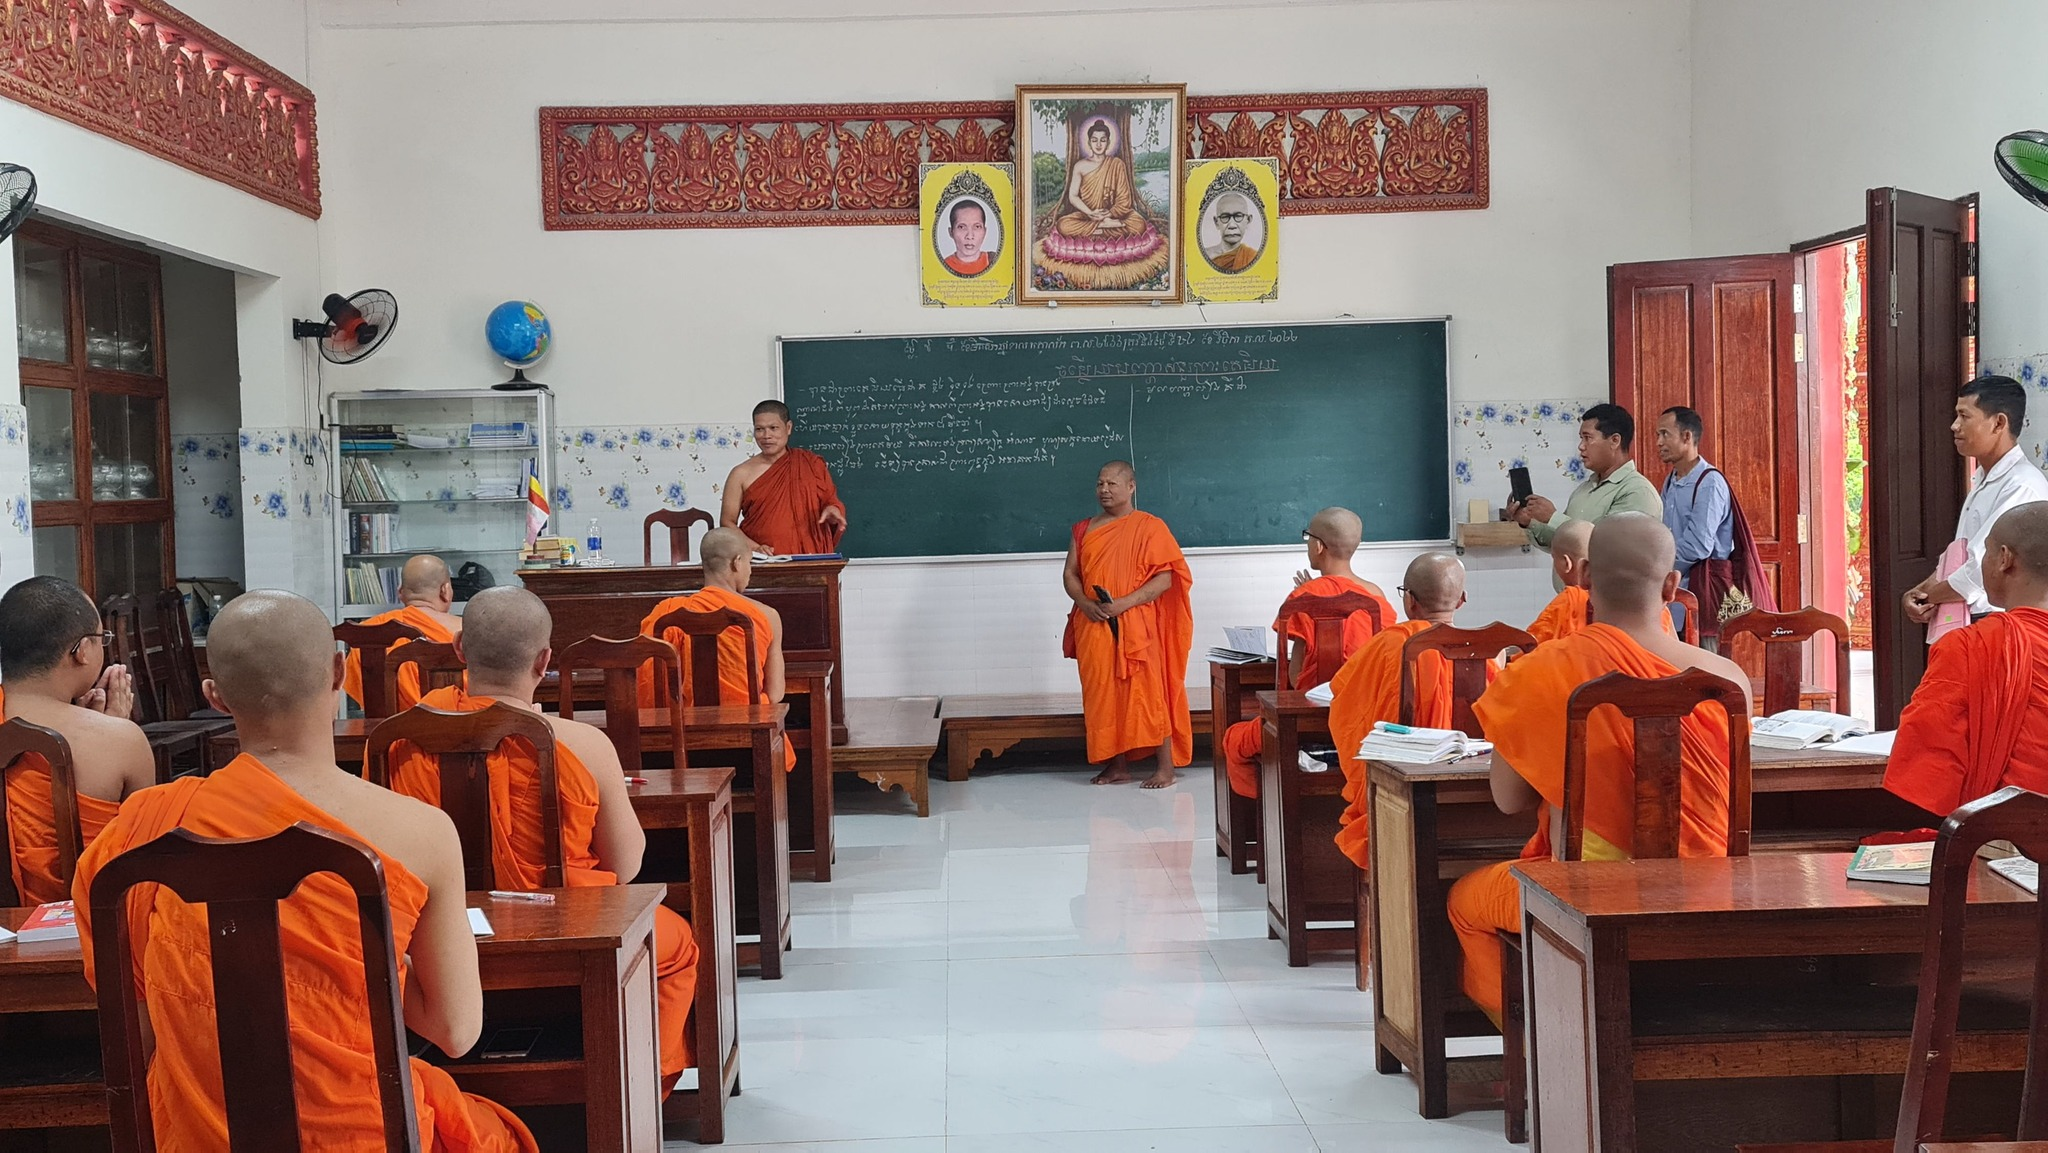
[390,587,701,1094]
[74,591,536,1151]
[1526,518,1673,644]
[1885,501,2048,816]
[0,576,154,903]
[1327,552,1478,869]
[1218,507,1395,801]
[343,554,463,712]
[636,526,793,772]
[1448,514,1747,1022]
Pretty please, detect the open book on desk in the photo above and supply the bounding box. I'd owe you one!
[1750,709,1873,750]
[1208,625,1272,665]
[1357,722,1491,765]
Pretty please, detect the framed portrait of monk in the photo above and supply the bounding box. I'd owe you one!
[1016,83,1186,306]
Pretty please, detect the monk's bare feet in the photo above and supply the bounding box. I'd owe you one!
[1140,769,1176,789]
[1091,766,1131,785]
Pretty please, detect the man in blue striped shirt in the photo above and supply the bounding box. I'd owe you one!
[1656,406,1733,643]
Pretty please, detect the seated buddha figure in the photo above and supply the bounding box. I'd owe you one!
[1057,121,1151,239]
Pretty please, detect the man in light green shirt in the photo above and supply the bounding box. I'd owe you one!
[1510,403,1663,587]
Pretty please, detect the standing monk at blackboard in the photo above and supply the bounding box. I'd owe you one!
[1063,461,1195,788]
[721,400,847,556]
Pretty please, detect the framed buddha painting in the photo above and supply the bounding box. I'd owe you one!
[1016,83,1186,305]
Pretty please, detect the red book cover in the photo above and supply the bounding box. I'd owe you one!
[18,900,78,943]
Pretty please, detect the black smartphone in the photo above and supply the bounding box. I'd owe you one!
[1092,585,1118,639]
[479,1027,543,1061]
[1508,465,1533,506]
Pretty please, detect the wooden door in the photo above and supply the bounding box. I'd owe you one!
[1866,188,1976,728]
[1609,255,1803,615]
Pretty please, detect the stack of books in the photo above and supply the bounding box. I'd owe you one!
[345,561,401,606]
[469,421,535,448]
[338,423,400,451]
[1207,625,1272,664]
[521,537,570,568]
[1355,722,1492,765]
[347,511,399,554]
[340,457,394,502]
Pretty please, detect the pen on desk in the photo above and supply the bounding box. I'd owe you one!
[625,776,649,786]
[488,891,555,903]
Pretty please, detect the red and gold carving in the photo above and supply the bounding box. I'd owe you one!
[0,0,320,217]
[540,89,1483,230]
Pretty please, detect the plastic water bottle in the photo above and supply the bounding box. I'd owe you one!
[585,518,603,559]
[208,593,226,630]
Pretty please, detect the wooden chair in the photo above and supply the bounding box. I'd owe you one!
[1501,667,1753,1142]
[648,604,760,706]
[1720,606,1853,716]
[556,635,689,772]
[1670,587,1701,646]
[333,620,428,720]
[152,588,222,722]
[103,594,220,781]
[388,640,468,701]
[362,701,563,891]
[0,717,80,908]
[1272,589,1385,691]
[87,822,420,1153]
[644,508,715,567]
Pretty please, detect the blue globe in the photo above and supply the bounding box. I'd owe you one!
[485,301,551,368]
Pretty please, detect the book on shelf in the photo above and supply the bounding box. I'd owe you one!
[17,900,78,943]
[1749,709,1874,750]
[346,561,400,606]
[1844,841,1935,885]
[1356,722,1491,765]
[348,511,398,554]
[1207,625,1272,664]
[340,456,394,503]
[403,432,457,449]
[468,421,535,448]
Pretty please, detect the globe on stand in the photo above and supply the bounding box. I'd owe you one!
[486,300,552,390]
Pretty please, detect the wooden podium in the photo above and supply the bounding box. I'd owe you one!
[521,559,847,744]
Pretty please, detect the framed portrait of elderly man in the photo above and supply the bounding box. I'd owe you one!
[1016,83,1186,305]
[1185,158,1280,303]
[919,162,1017,307]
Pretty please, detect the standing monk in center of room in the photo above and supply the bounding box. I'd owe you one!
[1064,460,1194,789]
[721,399,847,556]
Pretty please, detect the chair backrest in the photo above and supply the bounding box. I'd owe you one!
[643,508,715,567]
[388,640,467,699]
[1271,589,1385,691]
[1555,668,1753,861]
[556,635,689,772]
[361,702,563,891]
[648,603,760,707]
[152,588,209,720]
[1668,588,1700,646]
[1400,622,1537,736]
[1895,786,2048,1148]
[88,822,420,1153]
[1718,606,1853,715]
[0,718,81,908]
[333,620,428,720]
[100,594,159,725]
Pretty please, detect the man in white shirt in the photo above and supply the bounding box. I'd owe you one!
[1903,374,2048,624]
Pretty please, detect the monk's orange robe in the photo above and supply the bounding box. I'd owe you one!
[944,251,992,276]
[1070,512,1195,766]
[1329,620,1468,869]
[738,448,844,556]
[73,754,536,1152]
[1885,606,2048,816]
[1208,245,1259,272]
[636,587,795,771]
[342,603,458,712]
[0,686,120,906]
[392,687,700,1088]
[1220,576,1397,799]
[1526,586,1672,645]
[1448,625,1733,1020]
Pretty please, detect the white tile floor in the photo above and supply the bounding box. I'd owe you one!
[688,762,1510,1151]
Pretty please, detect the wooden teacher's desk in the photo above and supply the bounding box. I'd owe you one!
[1514,854,2036,1153]
[519,559,848,745]
[0,885,672,1152]
[1365,744,1924,1120]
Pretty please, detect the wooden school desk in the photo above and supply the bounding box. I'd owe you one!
[1365,744,1922,1120]
[0,885,671,1152]
[1253,689,1341,965]
[782,658,836,882]
[1514,854,2036,1153]
[1210,657,1276,875]
[520,559,848,744]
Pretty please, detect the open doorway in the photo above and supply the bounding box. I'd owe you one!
[1797,234,1873,724]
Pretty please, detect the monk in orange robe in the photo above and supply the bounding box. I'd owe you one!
[636,527,794,772]
[342,554,462,712]
[0,576,154,904]
[1219,507,1395,799]
[1330,553,1473,869]
[1526,519,1673,645]
[1448,514,1748,1022]
[390,587,700,1091]
[1886,501,2048,815]
[74,590,535,1152]
[1065,461,1194,789]
[721,399,846,556]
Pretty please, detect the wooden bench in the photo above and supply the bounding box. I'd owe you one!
[835,697,939,817]
[939,688,1214,781]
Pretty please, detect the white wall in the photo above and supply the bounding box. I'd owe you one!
[309,0,1691,695]
[172,0,313,86]
[1691,0,2048,366]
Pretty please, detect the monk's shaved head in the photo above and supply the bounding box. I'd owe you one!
[1988,502,2048,575]
[1307,507,1362,558]
[400,554,450,597]
[459,587,553,678]
[1587,513,1677,615]
[1552,519,1594,562]
[1100,460,1135,481]
[1403,552,1467,614]
[207,590,338,718]
[700,527,756,572]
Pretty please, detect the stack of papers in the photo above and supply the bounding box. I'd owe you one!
[1208,625,1272,664]
[1750,709,1873,750]
[1356,722,1491,764]
[1990,854,2039,894]
[1304,682,1335,706]
[469,477,523,499]
[469,421,536,448]
[403,432,456,449]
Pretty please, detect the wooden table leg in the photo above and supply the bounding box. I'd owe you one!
[807,672,834,882]
[583,919,662,1152]
[686,791,738,1143]
[1211,661,1234,862]
[754,726,791,980]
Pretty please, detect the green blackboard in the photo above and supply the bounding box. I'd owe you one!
[777,318,1450,558]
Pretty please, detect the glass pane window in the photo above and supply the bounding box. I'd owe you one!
[33,525,80,586]
[89,393,161,500]
[13,239,68,363]
[25,386,75,501]
[92,521,164,601]
[117,263,153,373]
[81,255,119,370]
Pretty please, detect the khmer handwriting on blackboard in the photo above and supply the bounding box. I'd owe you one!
[778,319,1450,558]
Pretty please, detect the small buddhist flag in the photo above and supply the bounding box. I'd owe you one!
[525,462,549,544]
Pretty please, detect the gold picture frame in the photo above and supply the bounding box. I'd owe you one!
[1015,83,1187,305]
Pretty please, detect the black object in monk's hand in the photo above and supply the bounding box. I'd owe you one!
[1094,585,1118,639]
